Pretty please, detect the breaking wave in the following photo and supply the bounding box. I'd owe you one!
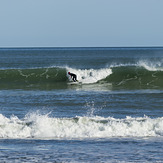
[0,60,163,89]
[0,113,163,139]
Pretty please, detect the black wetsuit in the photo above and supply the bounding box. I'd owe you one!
[69,73,77,82]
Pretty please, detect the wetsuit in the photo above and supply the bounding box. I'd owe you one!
[69,73,77,82]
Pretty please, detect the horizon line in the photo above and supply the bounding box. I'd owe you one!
[0,46,163,49]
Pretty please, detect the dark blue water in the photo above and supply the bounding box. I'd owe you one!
[0,47,163,162]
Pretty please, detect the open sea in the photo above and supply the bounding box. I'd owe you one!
[0,47,163,162]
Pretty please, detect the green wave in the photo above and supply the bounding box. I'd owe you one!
[106,66,163,89]
[0,67,67,83]
[0,67,68,89]
[0,66,163,90]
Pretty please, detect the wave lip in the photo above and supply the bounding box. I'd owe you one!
[0,113,163,139]
[138,60,163,71]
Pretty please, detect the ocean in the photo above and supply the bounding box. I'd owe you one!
[0,47,163,162]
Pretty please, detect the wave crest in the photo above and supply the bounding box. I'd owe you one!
[0,113,163,139]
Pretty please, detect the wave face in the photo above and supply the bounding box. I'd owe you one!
[0,60,163,89]
[0,67,67,89]
[107,65,163,89]
[0,113,163,139]
[0,67,67,83]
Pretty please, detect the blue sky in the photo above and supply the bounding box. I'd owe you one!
[0,0,163,47]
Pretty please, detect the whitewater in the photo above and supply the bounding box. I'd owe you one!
[0,113,163,139]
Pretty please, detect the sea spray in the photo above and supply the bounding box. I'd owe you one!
[137,60,163,71]
[85,101,106,117]
[0,113,163,139]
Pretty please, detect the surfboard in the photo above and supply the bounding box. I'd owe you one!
[68,81,82,85]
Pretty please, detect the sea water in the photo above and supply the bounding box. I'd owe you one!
[0,47,163,162]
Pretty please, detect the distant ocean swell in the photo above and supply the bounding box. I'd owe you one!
[0,113,163,139]
[0,61,163,89]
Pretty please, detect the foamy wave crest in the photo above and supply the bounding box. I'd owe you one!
[138,60,163,71]
[66,67,112,84]
[0,113,163,139]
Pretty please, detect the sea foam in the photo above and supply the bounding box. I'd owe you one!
[0,113,163,139]
[67,67,112,84]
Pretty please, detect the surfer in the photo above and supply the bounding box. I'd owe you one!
[68,72,78,82]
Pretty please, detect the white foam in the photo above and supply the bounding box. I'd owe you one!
[0,113,163,139]
[66,67,112,84]
[109,60,163,72]
[138,60,163,71]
